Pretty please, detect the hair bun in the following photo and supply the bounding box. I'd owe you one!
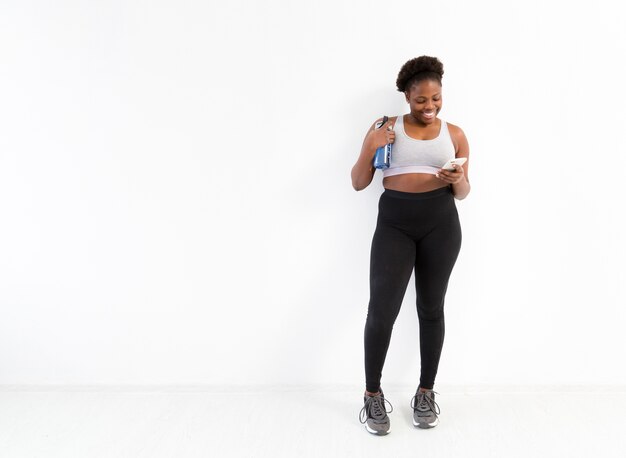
[396,56,444,92]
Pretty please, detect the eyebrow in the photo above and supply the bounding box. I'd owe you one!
[415,94,441,99]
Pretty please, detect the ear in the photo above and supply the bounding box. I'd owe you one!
[404,91,410,103]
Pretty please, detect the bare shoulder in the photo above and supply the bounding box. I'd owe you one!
[445,121,469,155]
[445,121,467,140]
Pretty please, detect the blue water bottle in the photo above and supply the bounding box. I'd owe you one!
[373,115,392,170]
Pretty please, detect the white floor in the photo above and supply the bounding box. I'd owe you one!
[1,384,625,458]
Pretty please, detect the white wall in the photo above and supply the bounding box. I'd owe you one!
[1,0,625,387]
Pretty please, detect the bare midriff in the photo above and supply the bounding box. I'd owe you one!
[383,174,449,193]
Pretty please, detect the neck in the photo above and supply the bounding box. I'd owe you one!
[407,113,437,128]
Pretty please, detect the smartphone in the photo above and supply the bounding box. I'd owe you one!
[441,157,467,171]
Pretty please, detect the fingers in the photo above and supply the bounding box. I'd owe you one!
[375,119,395,143]
[436,165,463,181]
[385,128,395,143]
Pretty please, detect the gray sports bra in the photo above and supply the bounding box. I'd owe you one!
[383,114,456,178]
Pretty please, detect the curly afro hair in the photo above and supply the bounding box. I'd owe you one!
[396,56,444,93]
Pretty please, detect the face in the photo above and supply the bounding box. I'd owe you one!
[404,79,442,125]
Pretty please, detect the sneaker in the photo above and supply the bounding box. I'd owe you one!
[358,390,393,435]
[410,388,441,429]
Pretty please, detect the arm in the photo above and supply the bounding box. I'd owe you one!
[351,118,395,191]
[444,124,471,200]
[351,121,379,191]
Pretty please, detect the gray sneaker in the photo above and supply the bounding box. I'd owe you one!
[410,388,441,428]
[358,390,393,435]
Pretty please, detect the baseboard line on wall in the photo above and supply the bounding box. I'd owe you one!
[1,383,625,393]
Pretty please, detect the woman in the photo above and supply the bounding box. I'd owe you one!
[352,55,470,436]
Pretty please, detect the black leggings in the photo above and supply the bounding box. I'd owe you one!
[364,185,462,393]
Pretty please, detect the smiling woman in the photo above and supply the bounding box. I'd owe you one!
[352,55,471,436]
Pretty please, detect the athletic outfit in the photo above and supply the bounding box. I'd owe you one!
[364,114,463,395]
[382,114,456,177]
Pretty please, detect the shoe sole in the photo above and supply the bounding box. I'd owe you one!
[413,417,439,429]
[365,424,390,435]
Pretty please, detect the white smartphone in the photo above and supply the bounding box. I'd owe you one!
[441,157,467,171]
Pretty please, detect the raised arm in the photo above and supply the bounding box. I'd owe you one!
[351,118,392,191]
